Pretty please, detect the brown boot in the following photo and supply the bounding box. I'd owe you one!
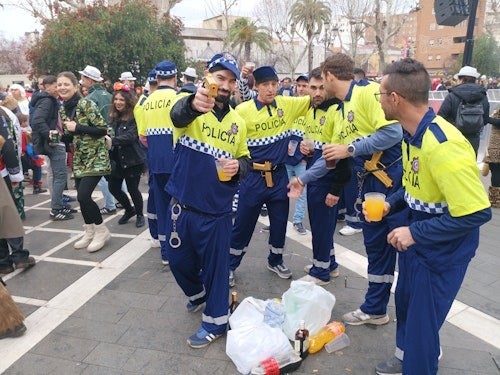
[0,282,26,339]
[489,186,500,208]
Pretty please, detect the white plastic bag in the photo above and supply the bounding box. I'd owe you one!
[226,323,293,375]
[282,280,336,339]
[229,297,266,330]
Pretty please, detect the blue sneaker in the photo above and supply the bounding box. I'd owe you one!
[186,301,205,313]
[63,194,77,203]
[187,328,221,348]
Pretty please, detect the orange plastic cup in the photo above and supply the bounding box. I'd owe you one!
[364,192,386,222]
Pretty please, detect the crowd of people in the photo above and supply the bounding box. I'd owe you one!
[0,51,497,375]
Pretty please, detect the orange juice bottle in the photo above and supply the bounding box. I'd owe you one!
[308,321,345,354]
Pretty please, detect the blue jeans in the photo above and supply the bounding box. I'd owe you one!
[286,162,307,224]
[98,177,128,209]
[48,144,68,210]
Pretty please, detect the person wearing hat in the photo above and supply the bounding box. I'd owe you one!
[134,68,159,248]
[178,67,198,94]
[167,52,251,348]
[79,65,118,217]
[139,60,178,265]
[437,65,490,155]
[278,76,294,96]
[119,71,137,89]
[229,65,310,287]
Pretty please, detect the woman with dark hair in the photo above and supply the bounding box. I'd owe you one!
[107,82,146,227]
[57,71,111,253]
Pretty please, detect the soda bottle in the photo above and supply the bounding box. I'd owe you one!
[294,319,309,359]
[229,291,239,314]
[250,349,302,375]
[308,321,345,354]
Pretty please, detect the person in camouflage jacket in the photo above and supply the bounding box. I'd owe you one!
[57,71,111,253]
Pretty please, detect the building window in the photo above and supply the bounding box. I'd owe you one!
[429,39,435,46]
[430,23,436,30]
[428,55,433,60]
[436,55,441,60]
[438,38,443,45]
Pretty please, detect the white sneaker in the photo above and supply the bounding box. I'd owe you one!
[150,238,161,248]
[339,225,362,236]
[299,274,330,286]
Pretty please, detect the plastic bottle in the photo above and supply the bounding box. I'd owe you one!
[308,321,345,354]
[294,320,309,359]
[250,349,302,375]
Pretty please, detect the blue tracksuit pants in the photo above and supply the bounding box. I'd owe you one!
[148,173,170,261]
[166,203,231,335]
[395,249,468,374]
[306,183,339,282]
[230,169,289,269]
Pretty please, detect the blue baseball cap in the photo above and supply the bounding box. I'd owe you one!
[207,52,240,79]
[147,69,158,83]
[253,66,278,84]
[296,73,309,82]
[155,60,177,77]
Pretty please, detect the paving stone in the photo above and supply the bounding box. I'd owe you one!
[51,236,131,262]
[23,231,74,256]
[31,332,98,362]
[4,261,92,301]
[105,276,166,295]
[83,342,136,369]
[91,289,170,311]
[4,353,87,375]
[122,348,235,374]
[54,316,130,343]
[81,364,137,375]
[72,301,130,324]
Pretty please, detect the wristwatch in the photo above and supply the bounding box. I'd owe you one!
[347,143,355,157]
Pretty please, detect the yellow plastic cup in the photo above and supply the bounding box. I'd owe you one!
[215,159,231,181]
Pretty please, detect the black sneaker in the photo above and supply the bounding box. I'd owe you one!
[118,208,136,224]
[0,265,15,274]
[135,215,145,228]
[33,186,47,194]
[62,204,78,213]
[50,209,74,220]
[15,256,36,270]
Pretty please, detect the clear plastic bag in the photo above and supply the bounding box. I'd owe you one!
[228,297,266,330]
[226,323,293,375]
[282,280,336,340]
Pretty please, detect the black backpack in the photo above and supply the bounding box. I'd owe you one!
[452,92,484,135]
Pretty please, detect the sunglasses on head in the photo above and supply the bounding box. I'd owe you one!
[113,82,130,92]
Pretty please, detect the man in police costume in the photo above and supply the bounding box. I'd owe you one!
[229,65,310,286]
[134,68,160,248]
[374,58,491,375]
[289,53,404,325]
[137,61,178,264]
[167,53,251,348]
[296,67,351,285]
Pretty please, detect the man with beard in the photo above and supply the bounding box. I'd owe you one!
[229,66,310,286]
[166,53,251,348]
[296,67,351,285]
[288,53,404,327]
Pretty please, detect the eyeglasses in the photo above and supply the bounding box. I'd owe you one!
[374,91,406,101]
[113,82,130,92]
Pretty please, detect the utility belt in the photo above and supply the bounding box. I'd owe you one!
[251,161,284,188]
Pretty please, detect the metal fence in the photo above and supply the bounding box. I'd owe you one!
[428,89,500,163]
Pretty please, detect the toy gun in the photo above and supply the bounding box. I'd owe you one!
[203,73,218,99]
[253,161,274,188]
[364,151,393,188]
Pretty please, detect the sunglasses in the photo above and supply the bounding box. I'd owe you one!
[113,82,131,92]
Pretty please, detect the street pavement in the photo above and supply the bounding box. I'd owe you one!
[0,174,499,375]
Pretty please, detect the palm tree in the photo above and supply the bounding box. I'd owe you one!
[289,0,331,72]
[228,17,271,63]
